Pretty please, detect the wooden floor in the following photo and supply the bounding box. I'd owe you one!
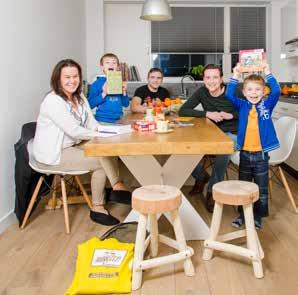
[0,170,298,295]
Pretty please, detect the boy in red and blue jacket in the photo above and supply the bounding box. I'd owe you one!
[226,61,280,229]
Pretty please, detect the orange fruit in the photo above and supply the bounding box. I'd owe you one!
[175,98,182,104]
[155,98,162,107]
[164,98,172,107]
[264,86,270,96]
[282,85,289,96]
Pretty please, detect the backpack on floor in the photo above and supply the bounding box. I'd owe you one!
[65,237,134,295]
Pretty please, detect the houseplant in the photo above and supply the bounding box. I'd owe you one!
[190,65,204,80]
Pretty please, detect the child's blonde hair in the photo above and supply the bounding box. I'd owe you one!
[100,53,120,65]
[243,74,265,88]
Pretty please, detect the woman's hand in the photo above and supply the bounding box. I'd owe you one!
[206,111,224,123]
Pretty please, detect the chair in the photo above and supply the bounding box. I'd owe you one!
[131,185,195,290]
[203,180,264,278]
[21,152,92,234]
[230,116,297,213]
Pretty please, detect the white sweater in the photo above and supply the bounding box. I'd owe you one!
[32,92,99,165]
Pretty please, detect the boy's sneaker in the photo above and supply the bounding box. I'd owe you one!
[231,215,245,228]
[254,218,262,230]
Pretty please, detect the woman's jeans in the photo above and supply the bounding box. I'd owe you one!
[192,132,237,193]
[238,150,269,219]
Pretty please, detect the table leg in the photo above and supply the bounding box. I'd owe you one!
[121,154,210,240]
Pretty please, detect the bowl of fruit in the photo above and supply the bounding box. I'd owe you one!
[148,97,185,115]
[282,84,298,97]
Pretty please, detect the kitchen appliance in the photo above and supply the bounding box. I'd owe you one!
[283,37,298,59]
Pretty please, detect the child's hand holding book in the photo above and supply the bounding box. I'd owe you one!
[232,63,242,79]
[260,61,270,76]
[102,82,107,98]
[122,81,127,96]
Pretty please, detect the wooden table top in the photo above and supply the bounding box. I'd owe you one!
[84,114,234,156]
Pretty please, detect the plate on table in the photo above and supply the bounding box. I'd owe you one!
[154,129,174,134]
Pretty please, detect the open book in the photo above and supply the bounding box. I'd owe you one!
[98,123,132,137]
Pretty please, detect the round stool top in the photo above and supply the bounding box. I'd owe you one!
[132,185,182,214]
[212,180,259,206]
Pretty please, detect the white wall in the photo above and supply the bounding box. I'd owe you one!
[86,0,105,82]
[104,3,151,81]
[0,0,86,233]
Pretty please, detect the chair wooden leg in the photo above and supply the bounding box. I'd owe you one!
[61,177,70,234]
[74,175,92,209]
[203,202,223,261]
[243,204,264,278]
[132,213,147,291]
[149,214,159,257]
[21,176,44,229]
[170,209,195,276]
[278,166,298,213]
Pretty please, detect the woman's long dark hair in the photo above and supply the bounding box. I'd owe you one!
[50,59,83,104]
[203,64,225,89]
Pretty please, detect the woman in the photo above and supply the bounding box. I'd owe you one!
[30,59,128,225]
[179,64,238,212]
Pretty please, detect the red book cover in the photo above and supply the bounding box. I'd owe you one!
[239,49,265,72]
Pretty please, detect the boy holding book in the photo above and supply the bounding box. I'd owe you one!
[88,53,129,123]
[226,61,281,230]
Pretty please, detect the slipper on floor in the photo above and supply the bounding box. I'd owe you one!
[109,190,132,205]
[90,210,120,225]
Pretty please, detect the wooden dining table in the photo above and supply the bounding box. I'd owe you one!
[84,114,234,240]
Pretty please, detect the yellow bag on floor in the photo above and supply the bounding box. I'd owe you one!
[65,237,134,295]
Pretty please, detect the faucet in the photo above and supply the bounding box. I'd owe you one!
[181,74,195,98]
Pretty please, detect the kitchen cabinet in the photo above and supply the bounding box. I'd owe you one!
[272,101,298,171]
[281,0,298,44]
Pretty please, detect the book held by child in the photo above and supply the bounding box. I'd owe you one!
[106,70,123,95]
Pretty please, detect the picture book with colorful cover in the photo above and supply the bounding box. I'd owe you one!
[106,70,123,95]
[239,49,265,72]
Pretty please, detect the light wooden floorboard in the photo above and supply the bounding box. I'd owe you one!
[0,170,297,295]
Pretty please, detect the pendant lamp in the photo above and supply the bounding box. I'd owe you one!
[140,0,172,21]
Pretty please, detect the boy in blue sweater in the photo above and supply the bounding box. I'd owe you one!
[88,53,129,123]
[226,61,280,230]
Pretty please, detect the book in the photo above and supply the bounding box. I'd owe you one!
[239,49,265,73]
[98,123,132,136]
[106,70,123,95]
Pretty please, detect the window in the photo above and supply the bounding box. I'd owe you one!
[151,7,224,77]
[152,54,223,77]
[230,7,266,70]
[151,6,266,77]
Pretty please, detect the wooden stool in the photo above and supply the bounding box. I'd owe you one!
[132,185,195,290]
[202,180,264,278]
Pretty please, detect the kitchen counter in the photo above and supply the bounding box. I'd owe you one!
[279,96,298,104]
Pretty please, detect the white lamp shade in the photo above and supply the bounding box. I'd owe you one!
[140,0,172,21]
